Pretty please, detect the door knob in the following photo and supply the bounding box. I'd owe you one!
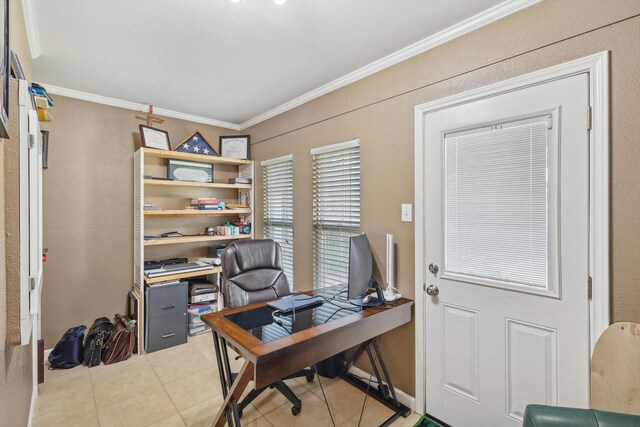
[426,285,439,296]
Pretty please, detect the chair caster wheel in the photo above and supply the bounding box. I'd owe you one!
[291,405,301,416]
[306,373,315,382]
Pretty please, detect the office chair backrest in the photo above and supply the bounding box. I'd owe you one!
[221,239,291,308]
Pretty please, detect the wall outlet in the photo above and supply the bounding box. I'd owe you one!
[401,204,412,222]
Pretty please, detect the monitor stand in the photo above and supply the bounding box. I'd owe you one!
[348,296,382,307]
[349,280,386,307]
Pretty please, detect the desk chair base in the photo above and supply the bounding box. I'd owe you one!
[236,369,315,417]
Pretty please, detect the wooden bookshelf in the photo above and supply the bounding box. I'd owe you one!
[145,266,223,285]
[143,148,252,166]
[144,209,252,217]
[144,179,252,190]
[134,147,254,353]
[144,234,253,247]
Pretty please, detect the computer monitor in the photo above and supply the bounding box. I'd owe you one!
[348,234,384,306]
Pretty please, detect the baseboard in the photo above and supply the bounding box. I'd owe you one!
[43,348,52,362]
[27,384,37,427]
[347,365,416,411]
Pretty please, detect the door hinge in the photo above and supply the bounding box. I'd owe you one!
[29,276,36,291]
[587,106,592,130]
[587,276,593,300]
[28,134,36,149]
[423,283,427,293]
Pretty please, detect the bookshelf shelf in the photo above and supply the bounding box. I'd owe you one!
[142,148,251,166]
[144,209,252,217]
[145,266,223,285]
[144,179,252,190]
[144,234,252,246]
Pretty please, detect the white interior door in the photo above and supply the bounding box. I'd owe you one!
[423,73,590,426]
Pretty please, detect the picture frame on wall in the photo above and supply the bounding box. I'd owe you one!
[0,0,10,139]
[219,135,250,160]
[139,125,171,150]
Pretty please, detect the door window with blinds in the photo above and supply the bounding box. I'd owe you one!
[443,115,558,295]
[312,140,361,289]
[261,155,294,287]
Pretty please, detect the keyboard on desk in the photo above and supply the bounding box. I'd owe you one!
[267,295,324,314]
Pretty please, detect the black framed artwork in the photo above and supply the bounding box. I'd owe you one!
[219,135,250,160]
[0,0,9,139]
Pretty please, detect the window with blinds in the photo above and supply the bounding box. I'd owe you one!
[262,155,294,287]
[311,140,361,289]
[444,116,554,290]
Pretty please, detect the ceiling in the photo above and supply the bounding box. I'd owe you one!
[31,0,516,127]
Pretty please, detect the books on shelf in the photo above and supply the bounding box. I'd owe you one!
[37,108,54,122]
[30,83,54,122]
[191,198,219,205]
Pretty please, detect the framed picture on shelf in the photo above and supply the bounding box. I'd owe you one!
[219,135,250,160]
[174,130,219,156]
[168,159,213,183]
[0,0,10,139]
[139,125,171,150]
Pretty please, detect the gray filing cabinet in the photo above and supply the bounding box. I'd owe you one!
[145,281,188,352]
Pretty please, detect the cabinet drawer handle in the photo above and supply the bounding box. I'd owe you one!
[161,333,176,339]
[161,304,175,310]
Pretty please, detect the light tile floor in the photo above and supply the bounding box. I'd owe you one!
[34,333,422,427]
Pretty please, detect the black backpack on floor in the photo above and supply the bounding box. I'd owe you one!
[48,325,86,369]
[83,317,114,367]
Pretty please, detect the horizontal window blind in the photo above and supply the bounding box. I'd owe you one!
[445,119,550,289]
[262,155,294,287]
[312,140,361,289]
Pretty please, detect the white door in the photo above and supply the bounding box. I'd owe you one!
[423,74,590,426]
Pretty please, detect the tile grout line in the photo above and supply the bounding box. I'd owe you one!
[89,368,102,427]
[147,356,189,427]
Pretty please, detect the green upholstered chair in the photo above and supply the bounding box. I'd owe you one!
[523,405,640,427]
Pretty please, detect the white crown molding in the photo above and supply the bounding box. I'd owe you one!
[36,0,540,132]
[238,0,542,130]
[21,0,42,59]
[42,84,242,131]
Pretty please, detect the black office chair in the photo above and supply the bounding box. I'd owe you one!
[221,239,315,416]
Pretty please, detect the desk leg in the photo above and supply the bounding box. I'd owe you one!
[341,338,412,427]
[211,358,253,427]
[212,332,234,426]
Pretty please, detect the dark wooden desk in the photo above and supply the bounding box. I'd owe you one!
[202,288,413,427]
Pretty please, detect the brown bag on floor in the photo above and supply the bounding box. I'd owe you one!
[102,314,137,365]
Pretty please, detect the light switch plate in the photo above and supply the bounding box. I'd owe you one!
[401,204,412,222]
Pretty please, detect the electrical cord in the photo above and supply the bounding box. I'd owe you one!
[323,307,360,324]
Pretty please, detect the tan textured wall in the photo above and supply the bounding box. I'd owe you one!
[40,97,238,347]
[247,0,640,395]
[5,80,22,346]
[1,2,35,427]
[10,0,32,82]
